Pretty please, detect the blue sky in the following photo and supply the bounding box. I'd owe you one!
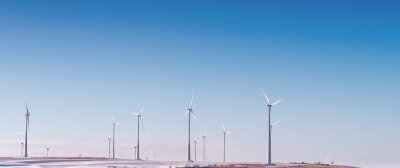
[0,0,399,167]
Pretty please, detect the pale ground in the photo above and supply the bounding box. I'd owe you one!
[0,157,358,168]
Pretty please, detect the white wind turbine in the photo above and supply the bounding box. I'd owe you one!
[112,113,120,159]
[261,89,284,165]
[131,105,146,160]
[24,103,30,158]
[201,130,207,162]
[221,121,232,163]
[184,89,198,162]
[193,137,198,162]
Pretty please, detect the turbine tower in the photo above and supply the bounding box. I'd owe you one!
[184,90,198,162]
[221,121,232,163]
[24,103,30,158]
[201,133,207,162]
[261,89,283,165]
[131,105,145,160]
[112,113,120,159]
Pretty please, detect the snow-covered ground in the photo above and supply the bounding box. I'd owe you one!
[0,158,189,168]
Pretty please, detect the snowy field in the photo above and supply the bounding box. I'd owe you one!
[0,158,189,168]
[0,157,358,168]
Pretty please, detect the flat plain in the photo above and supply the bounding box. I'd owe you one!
[0,157,358,168]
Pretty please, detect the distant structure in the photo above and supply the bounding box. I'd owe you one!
[24,103,30,158]
[131,104,145,160]
[46,147,50,157]
[193,138,198,162]
[184,90,198,162]
[20,142,24,157]
[261,90,284,165]
[221,121,232,163]
[201,134,207,162]
[112,113,120,159]
[108,137,111,158]
[134,146,137,159]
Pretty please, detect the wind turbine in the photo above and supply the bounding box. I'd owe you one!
[134,146,137,159]
[108,137,111,158]
[131,105,145,160]
[184,90,198,162]
[24,103,30,158]
[112,113,120,159]
[193,137,198,162]
[201,131,207,162]
[261,89,284,165]
[20,142,24,157]
[46,147,50,157]
[221,121,232,163]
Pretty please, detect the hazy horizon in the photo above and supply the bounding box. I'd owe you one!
[0,1,399,168]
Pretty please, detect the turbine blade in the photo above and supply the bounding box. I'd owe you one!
[25,102,29,115]
[190,89,194,107]
[263,114,268,122]
[140,104,146,114]
[140,116,145,134]
[226,131,233,134]
[183,111,189,116]
[272,120,281,126]
[112,113,116,122]
[261,89,270,104]
[272,98,284,106]
[191,112,199,124]
[131,113,139,116]
[220,121,226,132]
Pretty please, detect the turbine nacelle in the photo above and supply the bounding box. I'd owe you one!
[221,122,232,135]
[223,131,232,134]
[112,113,120,126]
[131,105,146,133]
[25,103,30,131]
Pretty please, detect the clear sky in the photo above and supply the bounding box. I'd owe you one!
[0,0,399,167]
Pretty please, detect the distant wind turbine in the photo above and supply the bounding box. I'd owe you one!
[131,104,146,160]
[46,147,50,157]
[112,113,120,159]
[184,89,198,162]
[201,131,207,162]
[261,89,284,165]
[24,103,30,158]
[193,137,198,162]
[221,121,232,163]
[108,137,111,158]
[20,142,24,157]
